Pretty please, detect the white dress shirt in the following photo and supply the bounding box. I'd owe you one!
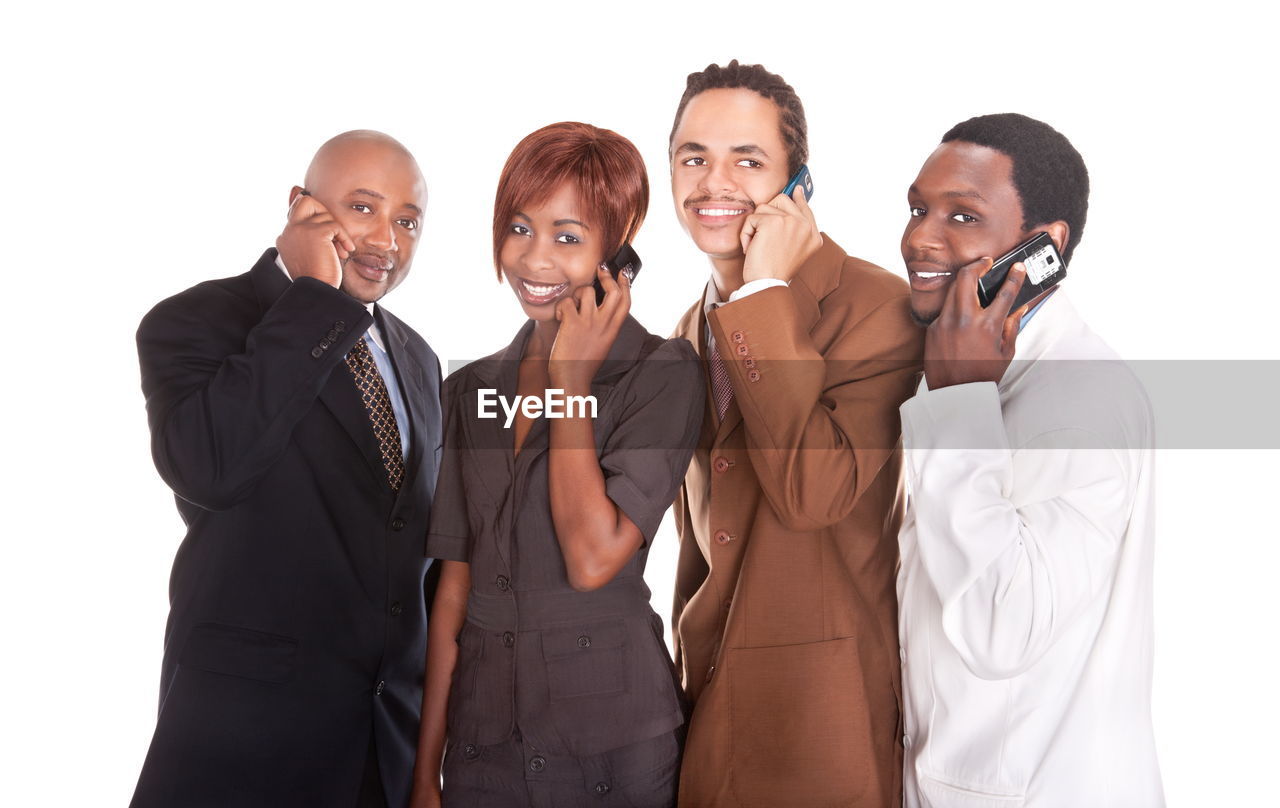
[897,290,1164,807]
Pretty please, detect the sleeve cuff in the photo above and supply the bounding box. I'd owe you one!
[727,277,789,302]
[605,473,662,546]
[424,532,469,562]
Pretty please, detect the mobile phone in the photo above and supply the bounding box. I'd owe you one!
[782,164,814,201]
[593,243,642,305]
[977,231,1067,312]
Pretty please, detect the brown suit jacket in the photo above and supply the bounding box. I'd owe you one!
[671,236,924,807]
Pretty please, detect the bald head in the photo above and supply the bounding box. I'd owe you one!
[304,130,427,211]
[290,129,428,303]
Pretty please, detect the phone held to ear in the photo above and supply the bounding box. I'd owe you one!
[593,243,642,305]
[782,164,814,201]
[978,231,1067,312]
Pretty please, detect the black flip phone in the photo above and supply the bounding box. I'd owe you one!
[782,164,814,201]
[978,231,1067,311]
[594,243,642,305]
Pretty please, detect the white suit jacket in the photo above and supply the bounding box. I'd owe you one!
[897,291,1164,808]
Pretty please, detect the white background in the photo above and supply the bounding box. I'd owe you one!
[2,1,1276,804]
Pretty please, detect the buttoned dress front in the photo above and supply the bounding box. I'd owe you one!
[426,316,703,808]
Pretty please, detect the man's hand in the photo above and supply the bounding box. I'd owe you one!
[275,193,355,289]
[740,185,822,284]
[548,266,631,392]
[924,257,1029,390]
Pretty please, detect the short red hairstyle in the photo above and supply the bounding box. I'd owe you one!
[493,122,649,278]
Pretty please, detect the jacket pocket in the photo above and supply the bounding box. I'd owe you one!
[726,637,871,807]
[919,772,1026,808]
[543,620,628,701]
[533,618,684,756]
[179,622,297,685]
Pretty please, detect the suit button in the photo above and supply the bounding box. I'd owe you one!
[463,743,479,760]
[496,575,510,592]
[736,344,749,356]
[375,680,385,696]
[390,601,403,616]
[744,357,756,369]
[529,755,547,773]
[326,329,338,341]
[319,338,331,349]
[391,517,406,531]
[714,530,733,545]
[713,456,732,473]
[724,598,733,610]
[748,369,761,382]
[731,330,745,343]
[577,635,591,648]
[595,782,611,795]
[705,665,715,683]
[503,631,515,648]
[310,347,324,359]
[334,320,346,332]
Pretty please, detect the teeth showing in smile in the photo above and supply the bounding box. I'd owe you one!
[521,279,568,298]
[696,208,747,216]
[915,271,953,279]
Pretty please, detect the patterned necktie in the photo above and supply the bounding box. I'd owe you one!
[708,337,735,422]
[345,336,405,491]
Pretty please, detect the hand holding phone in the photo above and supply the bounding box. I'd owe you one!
[593,243,642,305]
[552,264,633,390]
[276,189,354,289]
[978,231,1066,313]
[740,165,821,284]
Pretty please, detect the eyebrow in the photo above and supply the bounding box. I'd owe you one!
[352,188,422,216]
[907,184,987,202]
[513,212,589,229]
[673,142,771,159]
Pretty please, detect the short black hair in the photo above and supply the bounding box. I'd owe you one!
[942,113,1090,263]
[669,60,808,178]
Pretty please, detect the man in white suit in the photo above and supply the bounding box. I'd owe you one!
[896,113,1164,808]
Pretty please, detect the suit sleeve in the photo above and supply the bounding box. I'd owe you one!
[598,340,705,545]
[137,277,371,511]
[901,381,1136,680]
[708,284,922,532]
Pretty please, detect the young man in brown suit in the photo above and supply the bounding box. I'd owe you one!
[667,61,923,806]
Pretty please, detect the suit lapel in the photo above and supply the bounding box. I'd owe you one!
[317,347,389,489]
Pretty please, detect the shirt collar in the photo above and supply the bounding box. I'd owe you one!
[275,253,386,351]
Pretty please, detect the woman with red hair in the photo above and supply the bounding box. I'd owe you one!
[409,122,702,808]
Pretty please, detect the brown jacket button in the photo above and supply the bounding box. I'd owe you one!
[713,457,732,473]
[714,530,733,545]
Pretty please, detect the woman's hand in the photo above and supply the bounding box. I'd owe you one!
[548,266,631,391]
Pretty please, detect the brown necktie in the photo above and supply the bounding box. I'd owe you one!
[708,337,735,422]
[345,336,405,491]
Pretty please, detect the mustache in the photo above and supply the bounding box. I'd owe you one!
[344,250,396,271]
[904,252,958,273]
[684,195,756,211]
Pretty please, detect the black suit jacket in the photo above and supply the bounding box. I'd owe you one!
[131,249,442,808]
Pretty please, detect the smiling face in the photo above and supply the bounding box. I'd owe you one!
[299,134,427,304]
[499,181,604,320]
[901,141,1031,325]
[670,88,791,266]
